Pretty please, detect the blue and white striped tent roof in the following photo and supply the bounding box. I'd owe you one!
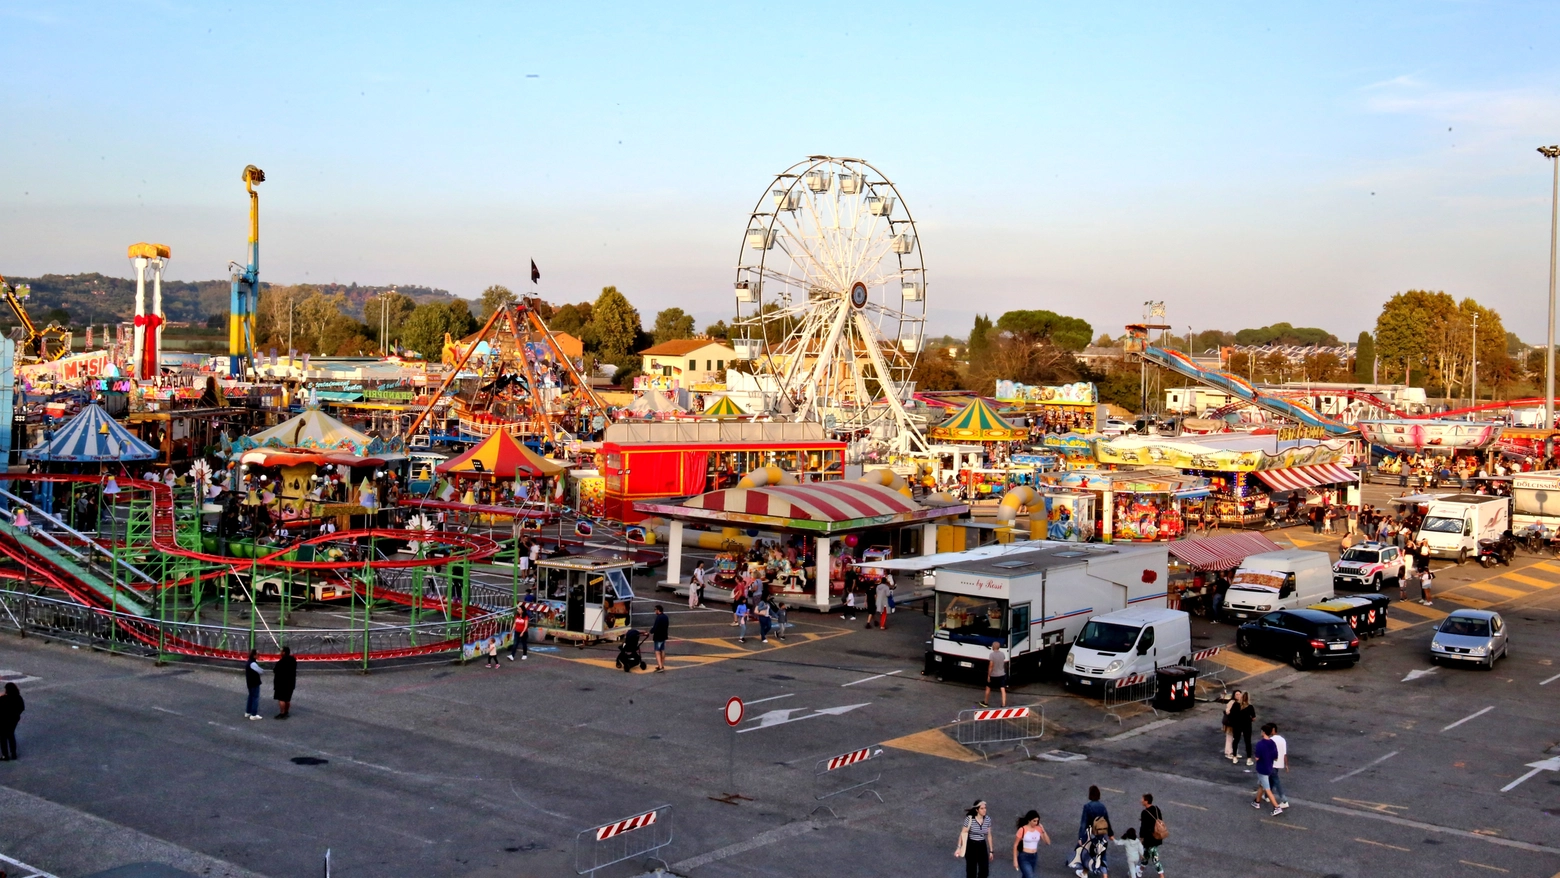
[23,403,158,462]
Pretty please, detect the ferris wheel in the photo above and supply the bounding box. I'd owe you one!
[731,156,927,447]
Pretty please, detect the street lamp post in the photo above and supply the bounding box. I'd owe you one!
[1540,146,1560,429]
[1470,311,1478,410]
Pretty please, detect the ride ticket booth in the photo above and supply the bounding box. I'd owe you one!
[535,554,636,643]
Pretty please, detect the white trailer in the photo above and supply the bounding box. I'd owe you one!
[920,542,1169,685]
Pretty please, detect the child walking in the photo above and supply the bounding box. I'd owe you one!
[1112,828,1144,878]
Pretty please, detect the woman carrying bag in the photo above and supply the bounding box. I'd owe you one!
[954,800,994,878]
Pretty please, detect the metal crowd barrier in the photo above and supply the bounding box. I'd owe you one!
[574,805,673,876]
[1190,647,1228,702]
[1102,673,1159,724]
[810,745,886,817]
[951,705,1045,758]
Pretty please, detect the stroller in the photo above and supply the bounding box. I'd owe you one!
[615,628,648,672]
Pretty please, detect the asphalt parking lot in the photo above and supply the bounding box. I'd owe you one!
[3,489,1560,878]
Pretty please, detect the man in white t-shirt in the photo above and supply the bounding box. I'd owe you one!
[1266,722,1290,807]
[982,643,1009,708]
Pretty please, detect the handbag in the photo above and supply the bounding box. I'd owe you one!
[954,825,968,858]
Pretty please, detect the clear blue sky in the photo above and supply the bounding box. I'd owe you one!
[3,1,1559,343]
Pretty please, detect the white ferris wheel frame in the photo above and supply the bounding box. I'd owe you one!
[731,155,927,449]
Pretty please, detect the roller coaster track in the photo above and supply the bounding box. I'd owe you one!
[0,474,504,662]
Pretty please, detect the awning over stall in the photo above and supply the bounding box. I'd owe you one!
[1254,463,1357,492]
[1168,532,1284,571]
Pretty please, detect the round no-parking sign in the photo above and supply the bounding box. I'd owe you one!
[724,696,744,727]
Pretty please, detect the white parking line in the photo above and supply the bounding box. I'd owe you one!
[842,670,903,687]
[1442,706,1495,732]
[0,851,61,878]
[1540,671,1560,686]
[1330,750,1400,783]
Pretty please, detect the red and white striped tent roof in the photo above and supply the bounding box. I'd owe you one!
[1168,531,1284,571]
[1254,463,1357,493]
[637,481,963,534]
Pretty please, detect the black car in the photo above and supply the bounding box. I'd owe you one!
[1236,609,1360,670]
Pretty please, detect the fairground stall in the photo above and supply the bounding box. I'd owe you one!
[600,420,847,522]
[994,380,1103,435]
[1094,432,1358,529]
[1042,468,1210,543]
[1037,433,1098,468]
[636,479,968,609]
[1165,531,1284,615]
[530,554,637,644]
[929,397,1023,447]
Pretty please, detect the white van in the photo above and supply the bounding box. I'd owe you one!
[1417,494,1510,563]
[1221,549,1333,623]
[1063,607,1192,692]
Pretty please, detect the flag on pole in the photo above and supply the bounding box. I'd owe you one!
[530,260,540,284]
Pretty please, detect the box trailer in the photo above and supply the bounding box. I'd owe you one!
[923,542,1169,685]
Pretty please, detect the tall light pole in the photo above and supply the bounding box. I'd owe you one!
[1470,311,1478,410]
[1541,145,1560,429]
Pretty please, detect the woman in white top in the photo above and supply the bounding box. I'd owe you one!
[1011,809,1051,878]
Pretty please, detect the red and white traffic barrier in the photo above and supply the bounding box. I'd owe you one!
[825,747,880,772]
[972,707,1031,721]
[595,809,657,841]
[1191,646,1222,661]
[1115,674,1149,689]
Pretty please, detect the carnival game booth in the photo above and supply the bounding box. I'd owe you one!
[600,420,847,523]
[434,429,567,509]
[636,481,969,609]
[1037,432,1097,467]
[1043,468,1210,543]
[530,553,637,645]
[1095,432,1358,529]
[226,407,408,525]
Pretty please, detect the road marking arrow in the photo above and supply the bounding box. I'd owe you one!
[737,703,871,733]
[1402,668,1438,682]
[1500,756,1560,793]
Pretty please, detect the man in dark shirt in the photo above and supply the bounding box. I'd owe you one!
[650,605,670,672]
[1253,727,1284,815]
[1139,793,1165,876]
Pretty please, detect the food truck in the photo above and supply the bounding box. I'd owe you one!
[923,542,1169,684]
[533,554,637,644]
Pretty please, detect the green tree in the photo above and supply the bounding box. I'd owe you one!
[651,307,696,345]
[1234,323,1340,346]
[1375,290,1457,388]
[584,286,641,359]
[478,284,517,320]
[549,302,592,337]
[703,319,731,340]
[966,314,994,368]
[399,300,478,359]
[1354,331,1375,383]
[994,309,1093,352]
[909,347,966,391]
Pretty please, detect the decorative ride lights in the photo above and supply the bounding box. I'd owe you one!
[731,156,928,450]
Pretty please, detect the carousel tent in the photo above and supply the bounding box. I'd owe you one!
[701,395,746,419]
[929,398,1022,442]
[436,429,566,479]
[229,407,405,457]
[24,404,158,462]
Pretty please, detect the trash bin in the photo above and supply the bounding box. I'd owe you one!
[1154,665,1199,712]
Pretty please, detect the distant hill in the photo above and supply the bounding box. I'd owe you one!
[0,273,458,327]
